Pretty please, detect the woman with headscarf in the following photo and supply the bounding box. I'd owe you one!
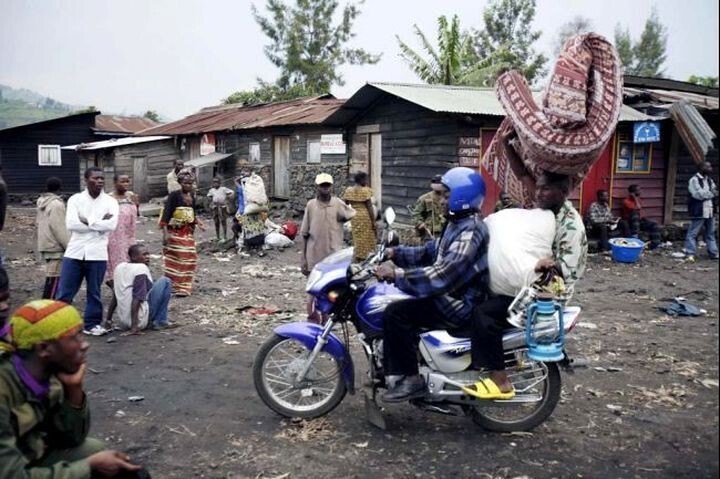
[159,171,204,296]
[342,171,377,260]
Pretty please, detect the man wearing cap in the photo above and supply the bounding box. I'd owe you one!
[412,175,447,240]
[300,174,355,321]
[0,299,145,477]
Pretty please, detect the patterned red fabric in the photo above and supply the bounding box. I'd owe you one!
[484,33,623,206]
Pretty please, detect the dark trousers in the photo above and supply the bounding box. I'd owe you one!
[42,276,61,299]
[383,298,458,376]
[629,212,661,247]
[470,295,515,371]
[55,258,107,329]
[591,219,630,251]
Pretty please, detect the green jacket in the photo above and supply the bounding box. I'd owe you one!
[0,357,91,479]
[411,191,446,237]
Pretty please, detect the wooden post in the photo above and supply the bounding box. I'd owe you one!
[663,127,680,225]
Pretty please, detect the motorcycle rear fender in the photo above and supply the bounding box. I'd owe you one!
[274,322,355,394]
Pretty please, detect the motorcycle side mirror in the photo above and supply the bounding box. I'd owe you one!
[384,207,396,225]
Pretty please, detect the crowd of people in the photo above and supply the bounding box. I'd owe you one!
[0,148,716,475]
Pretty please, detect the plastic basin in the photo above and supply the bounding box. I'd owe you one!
[609,237,645,263]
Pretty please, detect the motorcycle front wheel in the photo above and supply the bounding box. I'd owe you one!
[465,358,562,432]
[253,334,347,419]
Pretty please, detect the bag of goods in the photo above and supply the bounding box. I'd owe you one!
[265,231,294,248]
[484,208,555,297]
[281,220,298,240]
[242,173,268,208]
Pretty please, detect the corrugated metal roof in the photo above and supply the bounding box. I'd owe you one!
[185,152,233,168]
[94,115,159,134]
[669,100,718,164]
[138,95,344,136]
[624,87,719,111]
[61,135,171,151]
[325,82,657,125]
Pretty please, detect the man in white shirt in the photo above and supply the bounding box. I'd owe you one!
[685,161,719,261]
[55,167,119,336]
[112,244,172,334]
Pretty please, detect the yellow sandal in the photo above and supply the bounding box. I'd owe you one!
[462,377,516,400]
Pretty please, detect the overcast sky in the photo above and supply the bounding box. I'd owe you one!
[1,0,718,120]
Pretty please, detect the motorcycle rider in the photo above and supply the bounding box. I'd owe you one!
[375,167,490,402]
[463,170,587,399]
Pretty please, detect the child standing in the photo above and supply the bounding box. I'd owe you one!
[207,177,234,242]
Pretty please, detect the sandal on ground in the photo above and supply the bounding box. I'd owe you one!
[462,377,515,400]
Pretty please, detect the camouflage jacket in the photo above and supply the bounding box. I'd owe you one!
[0,357,92,478]
[411,191,446,238]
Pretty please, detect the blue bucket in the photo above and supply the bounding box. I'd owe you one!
[609,237,645,263]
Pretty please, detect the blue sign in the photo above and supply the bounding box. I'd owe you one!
[633,121,661,143]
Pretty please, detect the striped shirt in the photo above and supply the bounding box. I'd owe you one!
[393,214,490,326]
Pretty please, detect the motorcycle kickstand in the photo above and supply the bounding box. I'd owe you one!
[363,384,387,430]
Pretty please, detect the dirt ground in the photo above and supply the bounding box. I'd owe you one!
[1,206,718,479]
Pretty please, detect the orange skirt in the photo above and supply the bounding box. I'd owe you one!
[163,227,197,296]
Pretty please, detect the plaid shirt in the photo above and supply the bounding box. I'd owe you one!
[393,214,490,325]
[587,201,613,226]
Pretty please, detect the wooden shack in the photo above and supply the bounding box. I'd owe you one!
[0,112,99,195]
[64,136,180,201]
[140,96,348,212]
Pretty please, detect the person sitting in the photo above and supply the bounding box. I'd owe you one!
[464,171,587,400]
[374,167,490,402]
[493,190,519,212]
[0,297,146,477]
[106,244,172,334]
[586,189,629,253]
[622,184,661,249]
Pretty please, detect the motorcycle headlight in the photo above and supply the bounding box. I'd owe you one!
[305,269,322,292]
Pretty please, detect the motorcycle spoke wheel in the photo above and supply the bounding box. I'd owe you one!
[254,335,347,418]
[467,352,562,432]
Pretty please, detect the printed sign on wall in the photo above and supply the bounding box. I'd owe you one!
[320,134,346,154]
[458,136,480,167]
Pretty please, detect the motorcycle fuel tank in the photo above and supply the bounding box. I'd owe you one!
[356,282,412,333]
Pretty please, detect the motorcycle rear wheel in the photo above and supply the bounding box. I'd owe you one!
[466,361,561,432]
[253,334,347,419]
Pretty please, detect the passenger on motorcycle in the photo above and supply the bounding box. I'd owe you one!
[374,167,490,402]
[463,170,587,400]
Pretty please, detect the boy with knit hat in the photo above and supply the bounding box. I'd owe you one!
[0,298,146,478]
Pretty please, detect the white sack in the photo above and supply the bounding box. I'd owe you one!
[265,232,294,248]
[243,173,268,206]
[484,208,555,297]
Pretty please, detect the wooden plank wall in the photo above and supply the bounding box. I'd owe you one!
[112,140,181,200]
[350,97,462,222]
[0,114,97,194]
[610,124,666,224]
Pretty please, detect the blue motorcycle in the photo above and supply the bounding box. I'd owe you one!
[253,208,584,431]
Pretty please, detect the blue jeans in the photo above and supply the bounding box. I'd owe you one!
[684,217,719,257]
[148,276,171,326]
[55,258,106,329]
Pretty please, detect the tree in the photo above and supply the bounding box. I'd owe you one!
[223,81,317,105]
[396,15,474,85]
[143,110,161,122]
[614,7,667,77]
[614,25,634,70]
[251,0,380,94]
[688,75,719,87]
[74,105,98,113]
[553,16,592,56]
[467,0,548,86]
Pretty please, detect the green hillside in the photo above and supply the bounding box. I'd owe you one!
[0,84,81,129]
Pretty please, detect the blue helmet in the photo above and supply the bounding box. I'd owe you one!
[441,167,486,215]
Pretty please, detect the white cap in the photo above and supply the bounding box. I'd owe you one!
[315,173,334,185]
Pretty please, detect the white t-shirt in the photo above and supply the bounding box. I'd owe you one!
[113,262,152,330]
[207,186,233,205]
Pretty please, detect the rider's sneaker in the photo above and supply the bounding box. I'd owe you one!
[382,376,426,403]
